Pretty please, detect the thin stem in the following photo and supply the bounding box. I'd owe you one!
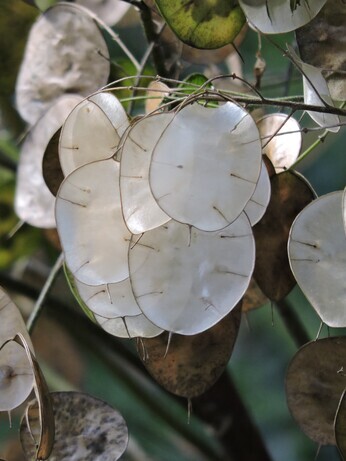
[26,252,65,334]
[292,101,346,168]
[291,129,329,168]
[140,3,171,78]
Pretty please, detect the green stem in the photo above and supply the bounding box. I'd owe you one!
[26,252,64,334]
[292,101,346,168]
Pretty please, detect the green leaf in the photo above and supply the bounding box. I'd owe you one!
[155,0,246,49]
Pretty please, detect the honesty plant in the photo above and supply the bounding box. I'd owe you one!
[2,0,345,459]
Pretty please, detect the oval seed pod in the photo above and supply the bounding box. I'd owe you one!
[286,337,346,446]
[15,3,110,125]
[0,288,35,412]
[129,214,254,335]
[138,302,241,398]
[149,102,262,231]
[253,170,316,302]
[288,191,346,327]
[20,391,128,461]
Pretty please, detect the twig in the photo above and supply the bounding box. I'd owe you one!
[26,252,65,334]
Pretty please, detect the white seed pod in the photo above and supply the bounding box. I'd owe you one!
[120,112,174,234]
[129,215,255,335]
[15,95,82,228]
[75,0,131,26]
[59,93,129,176]
[287,46,340,132]
[95,314,163,339]
[257,113,302,173]
[15,3,110,125]
[56,158,131,285]
[20,391,128,461]
[238,0,327,34]
[288,191,346,327]
[244,160,271,226]
[74,277,142,318]
[0,288,34,411]
[149,102,262,231]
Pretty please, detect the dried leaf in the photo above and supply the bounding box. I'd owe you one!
[286,337,346,445]
[253,170,315,302]
[138,303,241,398]
[20,391,128,461]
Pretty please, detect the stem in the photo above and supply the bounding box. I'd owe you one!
[193,372,274,461]
[139,3,171,78]
[26,252,64,334]
[275,299,310,348]
[291,129,329,168]
[292,101,346,168]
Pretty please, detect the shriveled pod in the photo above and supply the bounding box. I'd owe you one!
[288,191,346,327]
[15,95,82,228]
[20,391,128,461]
[59,93,129,176]
[15,2,110,125]
[56,158,131,285]
[138,303,242,398]
[129,214,255,335]
[257,113,302,173]
[238,0,327,34]
[149,102,262,231]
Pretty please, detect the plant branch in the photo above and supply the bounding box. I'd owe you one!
[26,252,64,334]
[275,299,310,348]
